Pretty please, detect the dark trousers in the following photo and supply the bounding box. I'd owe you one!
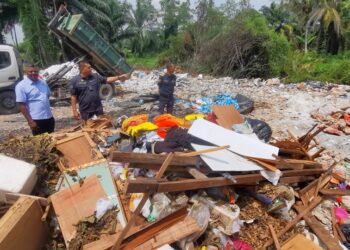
[32,117,55,136]
[159,98,174,114]
[80,109,104,121]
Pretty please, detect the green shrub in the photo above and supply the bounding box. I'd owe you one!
[194,9,291,78]
[285,50,350,84]
[126,54,160,69]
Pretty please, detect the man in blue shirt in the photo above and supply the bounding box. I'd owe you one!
[70,60,129,121]
[158,63,176,114]
[15,64,55,135]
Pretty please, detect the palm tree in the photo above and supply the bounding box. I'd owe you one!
[126,0,158,55]
[68,0,115,42]
[305,0,343,54]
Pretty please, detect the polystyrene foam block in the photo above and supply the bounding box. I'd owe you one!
[0,154,37,194]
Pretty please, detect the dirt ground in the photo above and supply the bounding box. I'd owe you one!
[1,73,349,163]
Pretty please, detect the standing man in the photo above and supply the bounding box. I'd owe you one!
[158,62,176,114]
[70,60,129,121]
[15,64,55,135]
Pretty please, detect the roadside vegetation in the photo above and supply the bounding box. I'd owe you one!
[1,0,350,84]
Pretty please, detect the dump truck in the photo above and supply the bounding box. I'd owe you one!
[0,44,22,114]
[0,7,132,114]
[47,7,132,101]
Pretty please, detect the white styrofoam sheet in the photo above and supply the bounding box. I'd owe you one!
[192,143,262,172]
[189,119,279,160]
[0,154,37,194]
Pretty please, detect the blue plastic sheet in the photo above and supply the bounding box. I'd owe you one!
[196,94,240,114]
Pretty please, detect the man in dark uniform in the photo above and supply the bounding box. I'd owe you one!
[158,63,176,114]
[70,60,129,121]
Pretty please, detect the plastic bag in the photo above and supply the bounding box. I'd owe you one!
[147,193,171,222]
[95,198,114,220]
[109,162,124,180]
[129,193,151,218]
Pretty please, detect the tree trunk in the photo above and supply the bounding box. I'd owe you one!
[304,28,308,53]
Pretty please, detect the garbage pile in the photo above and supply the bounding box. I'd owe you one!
[1,93,350,250]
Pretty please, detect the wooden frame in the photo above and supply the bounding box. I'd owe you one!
[56,132,104,170]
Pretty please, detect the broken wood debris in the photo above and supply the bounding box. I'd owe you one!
[1,110,348,250]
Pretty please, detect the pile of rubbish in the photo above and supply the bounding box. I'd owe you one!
[1,93,350,250]
[311,103,350,136]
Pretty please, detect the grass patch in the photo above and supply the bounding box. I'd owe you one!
[126,54,160,70]
[285,50,350,84]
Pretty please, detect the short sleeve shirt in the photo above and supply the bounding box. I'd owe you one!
[15,76,52,120]
[70,73,107,113]
[158,74,176,100]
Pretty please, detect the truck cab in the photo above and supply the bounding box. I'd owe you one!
[0,44,22,114]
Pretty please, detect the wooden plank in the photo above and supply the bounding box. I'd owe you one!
[186,167,208,179]
[126,169,324,193]
[83,233,120,250]
[268,224,281,250]
[299,175,331,205]
[177,145,230,157]
[4,193,48,206]
[0,197,49,250]
[111,152,198,166]
[112,153,174,250]
[279,176,315,184]
[56,133,104,169]
[50,175,107,245]
[294,205,342,250]
[121,207,188,249]
[133,215,200,250]
[303,216,341,250]
[263,196,322,248]
[331,208,339,243]
[188,119,279,160]
[212,105,244,129]
[248,157,277,172]
[319,188,350,196]
[281,234,322,250]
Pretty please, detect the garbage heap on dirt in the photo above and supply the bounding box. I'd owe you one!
[1,81,350,250]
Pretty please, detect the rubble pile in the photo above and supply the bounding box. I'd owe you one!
[1,70,350,249]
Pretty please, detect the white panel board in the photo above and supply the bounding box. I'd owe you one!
[192,143,262,172]
[189,119,279,160]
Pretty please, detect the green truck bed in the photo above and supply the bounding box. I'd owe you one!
[50,12,132,76]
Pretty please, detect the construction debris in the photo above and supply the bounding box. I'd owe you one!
[68,208,117,250]
[2,71,350,249]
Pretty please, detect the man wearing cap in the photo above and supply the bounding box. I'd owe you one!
[15,64,55,135]
[70,60,129,121]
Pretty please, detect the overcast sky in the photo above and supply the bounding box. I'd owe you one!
[5,0,275,44]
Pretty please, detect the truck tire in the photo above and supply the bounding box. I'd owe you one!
[99,84,114,100]
[0,91,19,114]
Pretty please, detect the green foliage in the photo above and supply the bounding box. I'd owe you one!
[159,31,195,64]
[126,54,160,69]
[69,0,115,41]
[160,0,191,40]
[193,9,290,78]
[11,0,60,67]
[0,0,18,44]
[243,11,291,76]
[285,50,350,84]
[125,0,159,56]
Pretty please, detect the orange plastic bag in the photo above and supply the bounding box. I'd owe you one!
[122,114,148,131]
